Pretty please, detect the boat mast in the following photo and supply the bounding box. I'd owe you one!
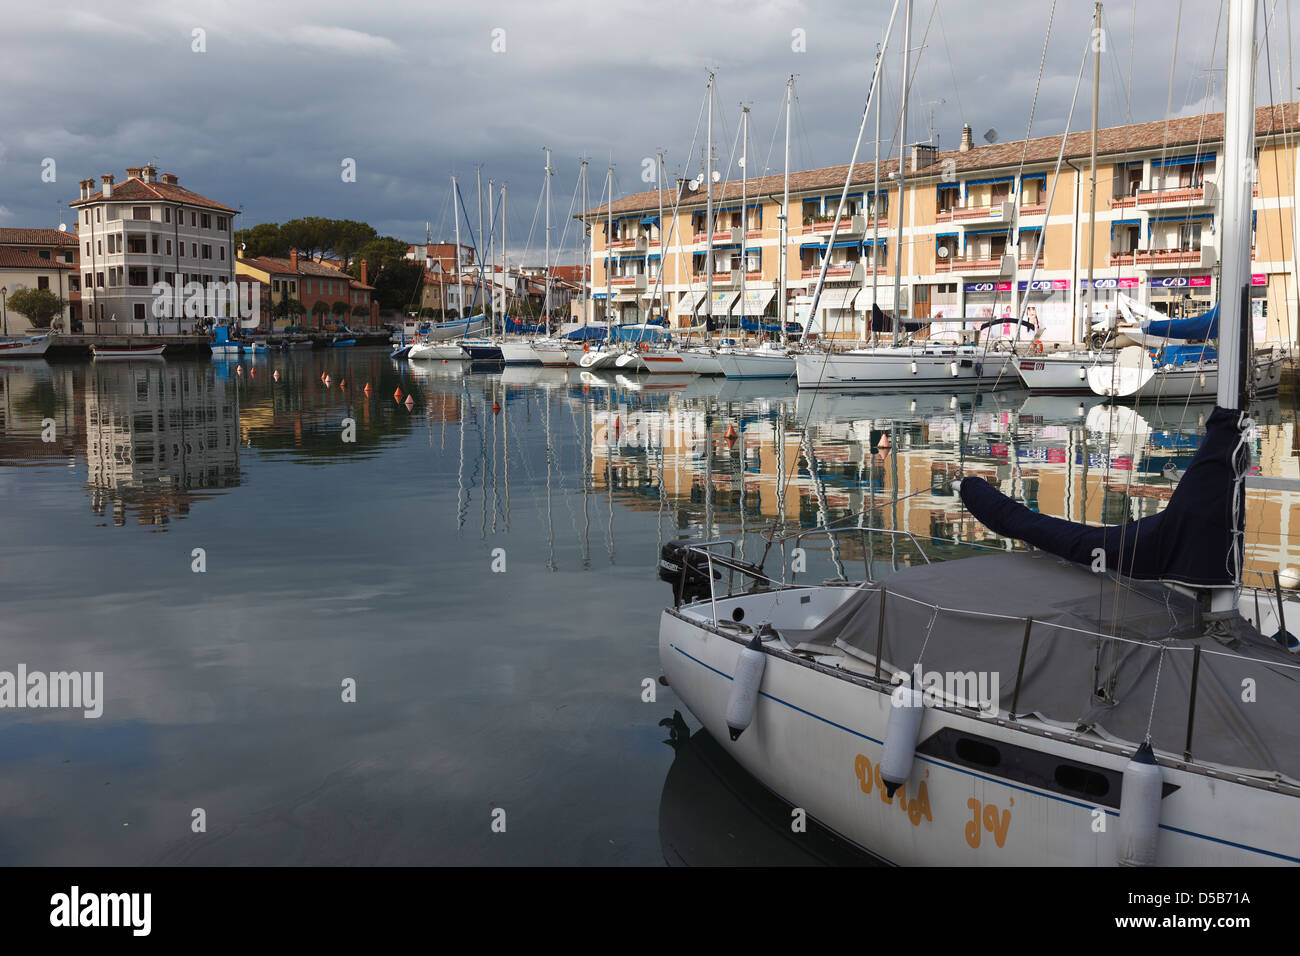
[606,165,613,327]
[501,184,507,332]
[452,174,462,323]
[544,146,552,328]
[741,104,749,340]
[893,0,911,348]
[581,159,590,327]
[705,70,715,343]
[1085,1,1102,338]
[487,177,495,333]
[477,167,485,312]
[656,150,666,322]
[871,48,881,345]
[1212,0,1256,613]
[781,74,793,347]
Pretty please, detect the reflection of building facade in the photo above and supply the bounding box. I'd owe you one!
[85,363,240,526]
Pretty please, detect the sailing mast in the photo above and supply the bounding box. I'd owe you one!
[487,178,494,333]
[871,48,881,344]
[451,174,462,323]
[893,0,912,347]
[581,159,590,327]
[606,165,613,328]
[741,105,749,339]
[780,74,793,346]
[705,70,715,343]
[544,147,553,329]
[477,167,485,315]
[501,184,507,330]
[1085,1,1102,339]
[656,151,666,322]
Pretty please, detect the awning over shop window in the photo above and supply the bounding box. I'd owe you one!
[709,290,739,313]
[854,286,895,309]
[734,288,776,316]
[814,287,859,310]
[676,290,708,313]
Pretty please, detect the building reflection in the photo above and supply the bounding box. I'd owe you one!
[85,362,240,527]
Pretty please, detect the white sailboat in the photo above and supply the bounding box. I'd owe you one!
[659,0,1300,867]
[0,333,54,358]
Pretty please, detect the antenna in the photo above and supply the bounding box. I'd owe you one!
[923,98,946,146]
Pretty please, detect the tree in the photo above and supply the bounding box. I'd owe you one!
[367,257,425,313]
[420,307,437,318]
[331,301,349,323]
[351,304,369,318]
[6,288,66,330]
[234,222,288,259]
[311,301,330,329]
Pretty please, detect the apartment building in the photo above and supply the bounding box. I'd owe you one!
[70,165,238,334]
[236,249,378,328]
[582,103,1299,343]
[0,228,80,330]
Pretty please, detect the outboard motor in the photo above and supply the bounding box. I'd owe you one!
[659,539,721,606]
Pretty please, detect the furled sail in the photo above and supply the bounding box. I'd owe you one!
[868,303,927,333]
[958,405,1246,587]
[1140,303,1218,342]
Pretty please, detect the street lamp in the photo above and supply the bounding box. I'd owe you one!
[1,286,7,336]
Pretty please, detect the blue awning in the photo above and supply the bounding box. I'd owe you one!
[935,231,959,238]
[1152,213,1212,223]
[1142,303,1218,341]
[1018,225,1042,232]
[562,325,607,341]
[1152,152,1215,167]
[965,227,1011,236]
[966,176,1014,186]
[1111,218,1141,228]
[862,236,888,246]
[937,183,959,191]
[640,216,660,225]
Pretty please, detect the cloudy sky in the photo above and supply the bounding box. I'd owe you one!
[1,0,1294,265]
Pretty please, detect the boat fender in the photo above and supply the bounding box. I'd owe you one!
[1117,741,1162,866]
[910,361,918,374]
[725,635,766,742]
[880,683,925,797]
[1077,366,1087,380]
[949,361,959,377]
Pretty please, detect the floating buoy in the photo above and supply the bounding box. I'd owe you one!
[1117,741,1162,866]
[339,379,345,388]
[273,370,280,382]
[881,682,926,797]
[394,387,403,401]
[363,383,372,395]
[236,365,243,375]
[725,423,738,441]
[493,401,501,415]
[324,375,331,386]
[725,635,766,741]
[615,416,621,434]
[249,367,255,378]
[877,433,891,450]
[404,395,414,409]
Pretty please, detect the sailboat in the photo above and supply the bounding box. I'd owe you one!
[658,0,1299,866]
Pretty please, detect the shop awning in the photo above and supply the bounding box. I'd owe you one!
[734,288,776,316]
[855,286,895,309]
[709,290,739,314]
[814,287,859,310]
[1152,152,1215,167]
[676,290,708,313]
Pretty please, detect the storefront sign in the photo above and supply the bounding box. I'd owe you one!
[1081,277,1140,289]
[1017,279,1071,292]
[963,281,1013,293]
[1150,274,1212,289]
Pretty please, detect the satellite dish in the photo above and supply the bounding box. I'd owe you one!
[983,128,999,144]
[1086,346,1154,398]
[690,177,702,190]
[58,222,67,232]
[738,157,746,169]
[711,170,721,183]
[936,246,950,258]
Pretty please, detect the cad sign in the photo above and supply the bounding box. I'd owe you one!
[1152,274,1212,289]
[963,281,1013,294]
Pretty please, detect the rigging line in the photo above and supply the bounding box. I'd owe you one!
[937,9,964,124]
[1127,0,1137,124]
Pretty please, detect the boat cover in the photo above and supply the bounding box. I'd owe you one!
[1141,304,1218,341]
[869,303,927,333]
[958,405,1245,588]
[788,550,1300,782]
[561,326,607,341]
[506,317,546,333]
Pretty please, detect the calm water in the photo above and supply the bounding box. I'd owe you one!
[0,350,1296,865]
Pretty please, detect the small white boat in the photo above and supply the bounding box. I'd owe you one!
[409,341,467,361]
[579,347,624,370]
[0,333,54,358]
[716,342,796,379]
[500,339,542,365]
[530,340,571,366]
[91,344,166,360]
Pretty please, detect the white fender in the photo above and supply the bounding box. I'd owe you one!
[1117,741,1163,866]
[881,683,926,796]
[725,635,766,741]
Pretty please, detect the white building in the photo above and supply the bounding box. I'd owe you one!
[71,166,239,334]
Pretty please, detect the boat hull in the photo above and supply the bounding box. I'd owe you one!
[661,605,1300,866]
[796,348,1017,389]
[408,342,467,361]
[1015,352,1097,393]
[716,349,796,379]
[92,345,166,360]
[500,340,542,365]
[0,334,54,358]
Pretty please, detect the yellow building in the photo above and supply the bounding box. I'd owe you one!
[581,103,1300,344]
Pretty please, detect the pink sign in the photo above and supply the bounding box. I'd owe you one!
[1084,277,1139,289]
[1188,275,1212,287]
[1252,273,1267,286]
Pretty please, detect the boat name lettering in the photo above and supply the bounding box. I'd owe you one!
[853,753,933,827]
[965,796,1012,849]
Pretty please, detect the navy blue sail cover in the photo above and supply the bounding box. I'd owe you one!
[1141,303,1218,341]
[959,405,1246,587]
[869,303,927,333]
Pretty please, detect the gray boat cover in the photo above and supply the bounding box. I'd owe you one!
[795,551,1300,784]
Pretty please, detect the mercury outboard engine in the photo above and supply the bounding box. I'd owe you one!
[658,539,764,606]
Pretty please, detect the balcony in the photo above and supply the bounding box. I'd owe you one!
[610,274,648,291]
[936,201,1014,224]
[803,261,868,281]
[1132,245,1217,269]
[610,234,654,252]
[804,214,867,238]
[1018,203,1047,218]
[1111,182,1217,209]
[1109,252,1138,267]
[937,254,1016,274]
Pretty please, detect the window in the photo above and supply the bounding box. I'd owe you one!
[201,214,211,229]
[191,212,197,227]
[85,242,91,256]
[164,207,171,224]
[97,240,103,255]
[288,281,296,293]
[96,272,105,288]
[127,235,147,254]
[134,303,146,320]
[83,210,89,224]
[219,247,225,261]
[63,251,72,263]
[217,217,227,231]
[69,276,79,291]
[132,206,151,221]
[37,276,49,290]
[166,240,172,256]
[202,244,211,260]
[152,235,159,254]
[84,272,93,288]
[95,208,101,222]
[153,268,160,282]
[273,279,280,293]
[37,249,50,259]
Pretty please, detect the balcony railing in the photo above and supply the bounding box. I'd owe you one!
[1018,203,1047,217]
[939,254,1014,273]
[1109,252,1138,266]
[936,201,1014,224]
[1111,183,1218,209]
[1132,246,1215,267]
[610,274,648,290]
[803,215,867,237]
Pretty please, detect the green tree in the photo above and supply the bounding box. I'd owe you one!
[234,222,288,259]
[419,307,437,318]
[351,303,369,318]
[311,301,330,327]
[331,301,350,322]
[6,288,66,330]
[368,258,425,313]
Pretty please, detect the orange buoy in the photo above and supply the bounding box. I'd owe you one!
[273,370,280,382]
[492,401,501,414]
[725,423,738,444]
[394,387,403,401]
[249,368,255,378]
[236,365,243,375]
[877,433,892,450]
[339,379,345,388]
[363,383,372,394]
[615,416,621,434]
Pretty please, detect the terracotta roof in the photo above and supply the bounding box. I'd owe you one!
[0,248,74,270]
[71,176,238,214]
[348,279,374,291]
[241,255,352,278]
[583,102,1300,218]
[0,228,79,247]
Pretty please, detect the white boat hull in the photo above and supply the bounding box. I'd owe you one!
[716,348,796,379]
[92,345,166,360]
[1015,352,1098,393]
[500,340,542,365]
[796,347,1017,389]
[0,334,54,358]
[640,347,719,375]
[531,341,571,366]
[408,341,467,361]
[580,349,622,370]
[661,603,1300,865]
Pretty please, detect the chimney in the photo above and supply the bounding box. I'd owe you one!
[910,143,938,172]
[290,248,299,272]
[101,174,114,198]
[125,166,144,180]
[959,124,974,152]
[360,258,368,285]
[142,165,157,183]
[160,173,179,185]
[79,178,93,200]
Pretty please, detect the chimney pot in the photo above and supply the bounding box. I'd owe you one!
[101,174,114,198]
[290,248,299,272]
[959,124,974,152]
[360,258,368,285]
